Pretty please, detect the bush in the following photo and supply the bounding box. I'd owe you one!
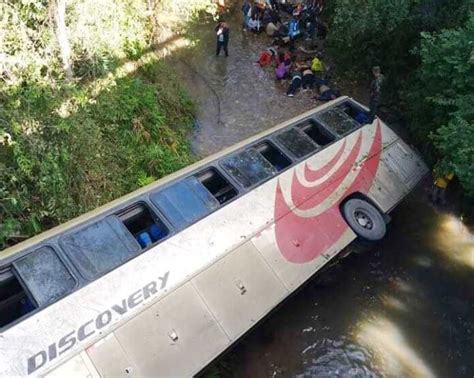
[327,0,474,198]
[0,0,212,249]
[0,58,195,248]
[416,14,474,196]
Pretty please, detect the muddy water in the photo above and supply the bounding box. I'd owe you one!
[171,8,474,378]
[204,195,474,377]
[171,12,316,157]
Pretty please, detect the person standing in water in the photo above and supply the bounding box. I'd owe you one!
[215,21,230,57]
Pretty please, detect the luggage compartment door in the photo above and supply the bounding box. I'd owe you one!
[192,241,288,340]
[113,282,230,377]
[382,142,427,190]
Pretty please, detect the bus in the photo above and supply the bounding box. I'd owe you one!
[0,97,428,377]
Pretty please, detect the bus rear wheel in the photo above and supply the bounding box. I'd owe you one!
[342,198,386,241]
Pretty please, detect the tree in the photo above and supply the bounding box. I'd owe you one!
[414,14,474,196]
[327,0,474,197]
[327,0,472,98]
[50,0,73,80]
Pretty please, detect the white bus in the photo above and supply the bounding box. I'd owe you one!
[0,97,427,377]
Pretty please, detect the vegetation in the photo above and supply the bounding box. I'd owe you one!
[327,0,474,199]
[0,0,218,249]
[411,16,474,197]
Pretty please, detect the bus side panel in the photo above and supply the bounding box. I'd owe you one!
[191,241,288,340]
[44,351,99,378]
[368,160,408,212]
[382,140,429,193]
[86,333,134,377]
[251,223,355,291]
[112,282,230,377]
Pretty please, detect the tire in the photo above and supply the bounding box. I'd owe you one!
[342,198,387,241]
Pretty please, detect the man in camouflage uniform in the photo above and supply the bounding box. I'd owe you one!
[369,66,384,121]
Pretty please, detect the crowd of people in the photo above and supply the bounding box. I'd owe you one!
[215,0,385,120]
[240,0,340,100]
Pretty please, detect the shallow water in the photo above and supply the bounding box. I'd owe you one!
[171,11,316,157]
[171,7,474,378]
[204,196,473,377]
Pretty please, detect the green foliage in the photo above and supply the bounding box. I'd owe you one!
[0,0,152,83]
[401,13,474,156]
[433,118,474,197]
[411,14,474,196]
[0,0,219,249]
[328,0,412,84]
[327,0,474,198]
[328,0,471,99]
[0,59,195,248]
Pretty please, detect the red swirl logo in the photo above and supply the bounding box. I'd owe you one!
[274,122,382,263]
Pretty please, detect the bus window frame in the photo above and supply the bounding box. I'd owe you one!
[337,99,371,126]
[195,167,239,205]
[13,245,79,308]
[296,116,338,145]
[0,265,39,331]
[219,147,277,189]
[150,175,224,231]
[59,216,143,281]
[146,165,241,233]
[218,138,294,192]
[315,102,364,137]
[253,140,292,172]
[271,126,320,161]
[116,202,172,252]
[193,165,242,206]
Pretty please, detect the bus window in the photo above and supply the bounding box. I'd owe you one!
[60,217,139,280]
[151,176,220,230]
[197,168,237,205]
[298,119,336,146]
[0,270,36,328]
[275,128,318,159]
[220,148,277,188]
[316,107,360,136]
[14,247,76,307]
[254,141,291,172]
[338,101,370,125]
[118,204,169,249]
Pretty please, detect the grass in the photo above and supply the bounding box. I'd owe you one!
[0,55,196,249]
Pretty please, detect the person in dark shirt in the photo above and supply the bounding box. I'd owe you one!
[302,68,318,90]
[369,66,384,121]
[215,21,230,57]
[314,84,340,101]
[286,69,302,97]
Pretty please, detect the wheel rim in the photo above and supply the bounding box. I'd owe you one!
[354,210,373,230]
